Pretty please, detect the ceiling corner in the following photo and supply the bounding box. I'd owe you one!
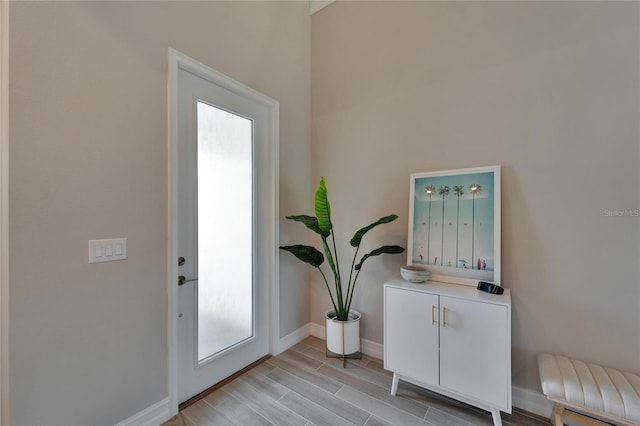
[310,0,335,16]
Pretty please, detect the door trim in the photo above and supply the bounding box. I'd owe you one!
[167,48,280,415]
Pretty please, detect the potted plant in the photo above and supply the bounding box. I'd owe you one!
[280,177,404,364]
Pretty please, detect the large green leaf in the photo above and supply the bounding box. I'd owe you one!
[354,245,405,271]
[350,214,398,247]
[314,177,332,235]
[320,238,338,281]
[279,245,324,268]
[285,215,327,237]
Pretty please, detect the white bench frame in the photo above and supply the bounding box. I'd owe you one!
[547,396,638,426]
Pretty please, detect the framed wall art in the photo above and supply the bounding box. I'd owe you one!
[408,165,501,286]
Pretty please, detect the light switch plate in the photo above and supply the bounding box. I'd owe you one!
[89,238,127,263]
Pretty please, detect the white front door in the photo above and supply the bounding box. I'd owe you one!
[176,65,271,403]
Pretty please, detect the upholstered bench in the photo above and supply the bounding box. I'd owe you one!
[538,354,640,426]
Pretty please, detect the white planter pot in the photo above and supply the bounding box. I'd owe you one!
[325,309,361,355]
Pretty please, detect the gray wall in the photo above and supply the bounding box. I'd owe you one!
[311,1,640,394]
[9,2,310,425]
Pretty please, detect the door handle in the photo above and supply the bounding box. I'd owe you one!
[442,307,447,327]
[178,275,198,286]
[431,305,437,325]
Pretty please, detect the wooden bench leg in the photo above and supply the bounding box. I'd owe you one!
[551,403,565,426]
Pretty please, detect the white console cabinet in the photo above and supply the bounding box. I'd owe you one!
[384,279,511,426]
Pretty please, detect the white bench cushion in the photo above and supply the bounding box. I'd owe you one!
[539,354,640,424]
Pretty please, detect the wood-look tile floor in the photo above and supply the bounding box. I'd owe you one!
[164,337,548,426]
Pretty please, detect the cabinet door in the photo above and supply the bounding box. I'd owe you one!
[384,287,439,386]
[439,296,509,409]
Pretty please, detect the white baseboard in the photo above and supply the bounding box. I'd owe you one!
[512,385,553,418]
[309,322,325,340]
[114,397,172,426]
[275,323,311,355]
[361,338,383,360]
[308,322,383,360]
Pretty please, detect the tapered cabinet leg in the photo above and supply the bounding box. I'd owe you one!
[490,408,502,426]
[390,373,400,396]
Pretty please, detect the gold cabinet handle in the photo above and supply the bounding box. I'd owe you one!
[442,307,447,327]
[431,305,437,325]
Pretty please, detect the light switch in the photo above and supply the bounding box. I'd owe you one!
[89,238,127,263]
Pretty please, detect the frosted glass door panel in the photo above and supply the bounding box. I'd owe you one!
[197,101,254,362]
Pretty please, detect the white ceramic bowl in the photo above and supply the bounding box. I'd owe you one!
[400,265,431,283]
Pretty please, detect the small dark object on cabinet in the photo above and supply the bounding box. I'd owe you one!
[477,281,504,295]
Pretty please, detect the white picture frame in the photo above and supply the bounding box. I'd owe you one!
[408,165,501,287]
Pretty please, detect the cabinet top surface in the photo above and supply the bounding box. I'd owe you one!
[385,278,511,306]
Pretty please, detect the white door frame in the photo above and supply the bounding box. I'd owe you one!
[0,1,10,424]
[167,48,280,415]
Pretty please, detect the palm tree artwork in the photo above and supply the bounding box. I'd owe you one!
[469,183,482,269]
[424,186,436,264]
[438,186,450,266]
[411,167,498,283]
[453,185,464,268]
